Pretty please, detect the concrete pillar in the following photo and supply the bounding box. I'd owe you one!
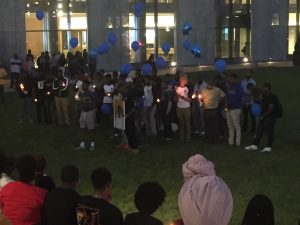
[176,0,216,69]
[0,0,26,66]
[252,0,289,61]
[87,0,130,71]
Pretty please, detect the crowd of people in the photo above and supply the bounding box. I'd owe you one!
[0,151,280,225]
[0,49,282,153]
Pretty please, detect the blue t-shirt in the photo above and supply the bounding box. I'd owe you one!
[227,82,244,109]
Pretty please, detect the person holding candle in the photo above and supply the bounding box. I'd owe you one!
[53,69,70,126]
[176,74,192,142]
[200,78,226,143]
[192,77,207,136]
[9,54,22,89]
[76,80,97,151]
[16,72,34,124]
[102,74,115,127]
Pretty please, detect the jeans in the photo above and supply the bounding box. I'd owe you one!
[125,113,138,149]
[143,105,157,136]
[10,72,19,89]
[20,97,33,121]
[242,105,256,132]
[177,107,191,141]
[253,117,276,148]
[192,101,205,132]
[161,113,172,138]
[226,109,241,145]
[203,109,219,143]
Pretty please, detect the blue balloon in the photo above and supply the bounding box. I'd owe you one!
[162,42,171,55]
[182,22,192,35]
[155,57,166,69]
[101,104,112,115]
[215,59,227,73]
[142,63,153,76]
[134,2,145,12]
[251,103,262,118]
[134,10,142,17]
[183,39,191,51]
[131,41,140,52]
[36,10,44,21]
[120,63,132,74]
[101,42,110,54]
[70,37,79,48]
[96,44,104,55]
[191,44,201,58]
[89,49,98,58]
[108,32,117,45]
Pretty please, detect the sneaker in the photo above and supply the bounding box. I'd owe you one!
[245,145,258,151]
[76,142,85,151]
[89,142,95,151]
[261,147,271,153]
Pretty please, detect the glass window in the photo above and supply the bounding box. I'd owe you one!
[25,0,87,59]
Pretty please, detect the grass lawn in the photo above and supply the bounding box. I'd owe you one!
[0,67,299,225]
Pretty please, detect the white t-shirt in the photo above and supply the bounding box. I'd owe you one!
[144,85,154,107]
[103,84,114,104]
[10,58,22,73]
[176,86,190,108]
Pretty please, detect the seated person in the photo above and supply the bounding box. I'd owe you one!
[77,167,123,225]
[178,154,233,225]
[43,165,80,225]
[125,182,166,225]
[241,194,274,225]
[0,155,47,225]
[34,155,56,191]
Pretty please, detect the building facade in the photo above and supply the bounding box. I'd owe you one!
[0,0,296,70]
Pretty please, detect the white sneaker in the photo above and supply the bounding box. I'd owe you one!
[76,142,85,151]
[89,142,95,151]
[245,145,258,151]
[261,147,271,153]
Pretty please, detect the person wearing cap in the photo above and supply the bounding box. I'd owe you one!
[76,80,97,151]
[241,70,257,132]
[53,69,70,126]
[225,73,244,146]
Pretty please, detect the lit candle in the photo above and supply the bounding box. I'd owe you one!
[156,98,160,103]
[47,92,50,95]
[20,83,24,90]
[107,93,111,97]
[34,98,38,102]
[62,82,66,87]
[198,94,202,99]
[93,85,96,89]
[75,94,79,100]
[192,94,196,99]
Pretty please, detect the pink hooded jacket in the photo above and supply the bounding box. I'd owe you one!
[178,154,233,225]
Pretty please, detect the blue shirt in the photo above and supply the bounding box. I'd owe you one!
[227,82,244,109]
